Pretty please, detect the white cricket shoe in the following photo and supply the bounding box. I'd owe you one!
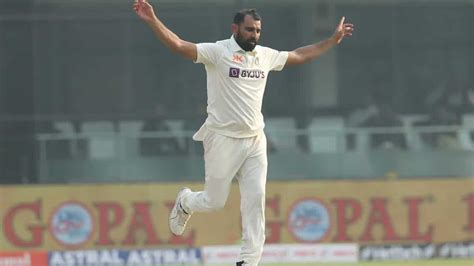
[169,187,192,235]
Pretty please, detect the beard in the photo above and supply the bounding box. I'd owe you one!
[235,31,257,52]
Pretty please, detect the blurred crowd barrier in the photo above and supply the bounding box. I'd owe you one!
[1,113,474,183]
[25,115,474,183]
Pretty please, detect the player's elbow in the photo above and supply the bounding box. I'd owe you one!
[287,51,310,66]
[299,55,311,65]
[169,40,184,54]
[298,52,313,64]
[172,40,196,61]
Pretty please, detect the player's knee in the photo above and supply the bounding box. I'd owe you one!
[252,191,266,202]
[248,191,266,208]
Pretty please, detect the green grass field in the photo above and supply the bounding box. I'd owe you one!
[241,260,473,266]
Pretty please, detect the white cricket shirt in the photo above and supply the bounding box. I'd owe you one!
[193,35,288,140]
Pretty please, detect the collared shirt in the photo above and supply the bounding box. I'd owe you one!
[193,35,288,140]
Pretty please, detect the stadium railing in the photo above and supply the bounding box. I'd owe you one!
[34,123,474,183]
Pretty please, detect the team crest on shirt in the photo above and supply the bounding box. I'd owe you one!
[232,54,244,64]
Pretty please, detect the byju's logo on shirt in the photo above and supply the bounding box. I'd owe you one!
[229,67,265,79]
[229,67,241,78]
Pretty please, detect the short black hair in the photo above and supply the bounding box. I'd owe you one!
[233,8,261,24]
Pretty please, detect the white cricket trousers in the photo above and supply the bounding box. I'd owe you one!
[183,129,267,266]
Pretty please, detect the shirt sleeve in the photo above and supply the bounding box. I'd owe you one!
[265,47,289,71]
[195,43,222,66]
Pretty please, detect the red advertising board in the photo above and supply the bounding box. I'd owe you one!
[0,251,47,266]
[1,179,473,251]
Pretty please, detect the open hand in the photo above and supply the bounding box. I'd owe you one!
[133,0,157,22]
[332,16,354,44]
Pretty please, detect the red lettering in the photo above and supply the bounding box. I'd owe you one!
[267,195,280,216]
[404,196,433,241]
[462,193,474,232]
[121,202,161,245]
[360,198,401,242]
[3,200,45,247]
[266,221,283,243]
[94,202,125,245]
[333,250,356,256]
[265,195,282,243]
[331,198,362,242]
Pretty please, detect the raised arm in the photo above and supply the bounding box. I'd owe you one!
[286,16,354,66]
[133,0,197,61]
